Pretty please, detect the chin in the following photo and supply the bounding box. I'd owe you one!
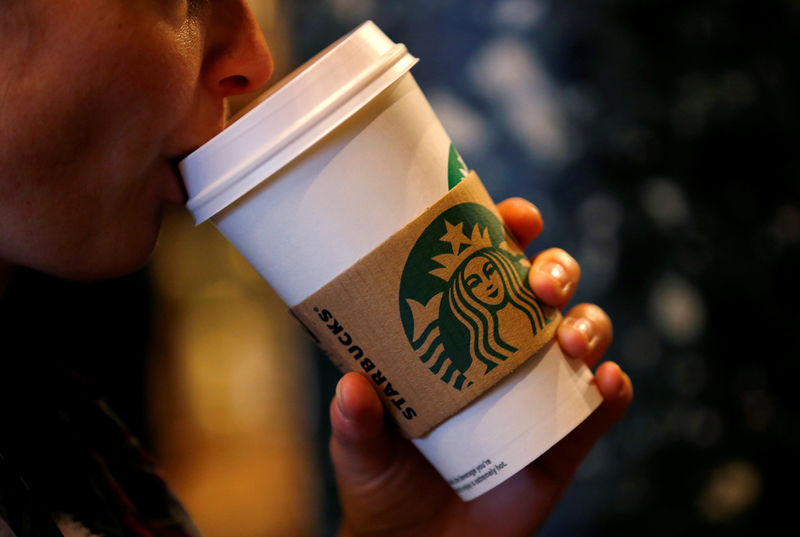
[84,251,155,281]
[50,248,155,282]
[42,222,162,282]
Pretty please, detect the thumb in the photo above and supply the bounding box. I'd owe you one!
[330,374,452,537]
[329,372,397,488]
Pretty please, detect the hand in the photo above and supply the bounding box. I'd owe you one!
[329,198,633,537]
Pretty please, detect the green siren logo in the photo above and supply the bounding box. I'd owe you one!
[447,144,469,190]
[399,203,552,391]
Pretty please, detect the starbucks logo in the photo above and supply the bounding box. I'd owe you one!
[447,144,468,189]
[399,203,551,391]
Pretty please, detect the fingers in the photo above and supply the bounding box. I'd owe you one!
[329,373,395,484]
[566,361,632,458]
[496,201,582,308]
[531,362,632,484]
[496,197,544,250]
[529,248,581,307]
[595,361,633,407]
[557,303,613,368]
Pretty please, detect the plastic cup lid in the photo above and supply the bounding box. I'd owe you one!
[180,20,419,224]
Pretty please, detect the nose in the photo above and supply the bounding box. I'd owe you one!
[202,1,274,98]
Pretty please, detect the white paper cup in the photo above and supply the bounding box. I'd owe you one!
[180,21,602,501]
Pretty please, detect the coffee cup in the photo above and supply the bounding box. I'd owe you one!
[180,21,602,500]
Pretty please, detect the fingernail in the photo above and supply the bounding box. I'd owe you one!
[539,262,572,294]
[621,371,632,397]
[610,364,625,395]
[336,380,348,418]
[572,317,599,350]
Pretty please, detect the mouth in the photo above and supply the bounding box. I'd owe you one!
[488,288,499,298]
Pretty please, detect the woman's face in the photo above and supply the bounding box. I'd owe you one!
[463,255,505,307]
[0,0,272,279]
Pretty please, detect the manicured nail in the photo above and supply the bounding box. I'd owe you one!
[539,262,572,294]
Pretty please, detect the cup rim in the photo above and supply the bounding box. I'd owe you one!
[180,21,418,224]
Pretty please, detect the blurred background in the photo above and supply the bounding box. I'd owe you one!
[6,0,798,536]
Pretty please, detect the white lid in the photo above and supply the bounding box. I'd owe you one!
[180,20,419,223]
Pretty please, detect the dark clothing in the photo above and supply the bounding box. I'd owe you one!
[0,270,198,537]
[0,368,199,537]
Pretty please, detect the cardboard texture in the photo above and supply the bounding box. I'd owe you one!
[292,172,561,437]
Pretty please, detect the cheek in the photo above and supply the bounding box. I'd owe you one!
[103,58,197,164]
[0,9,206,278]
[97,21,203,161]
[491,272,503,286]
[475,285,490,301]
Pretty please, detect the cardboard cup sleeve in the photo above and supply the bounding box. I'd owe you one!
[292,171,564,438]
